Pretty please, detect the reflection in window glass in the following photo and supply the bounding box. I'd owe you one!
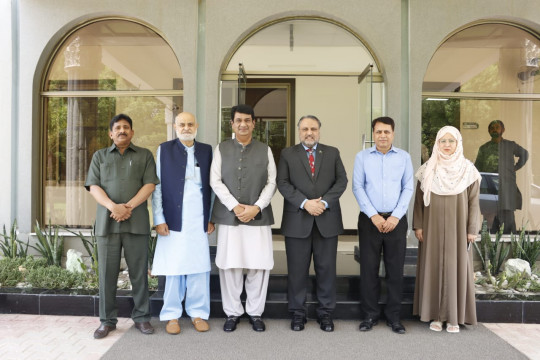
[45,20,182,91]
[423,23,540,94]
[422,23,540,232]
[42,19,182,227]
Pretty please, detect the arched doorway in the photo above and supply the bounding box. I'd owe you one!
[220,17,384,233]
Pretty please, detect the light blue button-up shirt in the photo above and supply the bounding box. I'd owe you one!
[352,145,414,219]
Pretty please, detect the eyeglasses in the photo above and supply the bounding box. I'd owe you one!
[439,139,457,144]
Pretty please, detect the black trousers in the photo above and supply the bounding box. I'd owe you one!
[492,209,516,234]
[285,223,338,318]
[358,212,407,323]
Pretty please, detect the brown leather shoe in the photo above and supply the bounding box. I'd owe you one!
[93,324,116,339]
[192,317,210,332]
[134,321,154,334]
[166,319,181,335]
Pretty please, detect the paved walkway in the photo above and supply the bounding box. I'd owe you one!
[0,314,539,359]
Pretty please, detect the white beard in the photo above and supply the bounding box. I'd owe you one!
[177,129,197,141]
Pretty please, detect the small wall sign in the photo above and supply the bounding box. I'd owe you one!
[462,122,479,129]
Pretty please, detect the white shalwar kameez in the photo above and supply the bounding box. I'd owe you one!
[152,145,211,321]
[210,145,276,316]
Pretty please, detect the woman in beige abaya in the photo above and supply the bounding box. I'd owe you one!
[413,126,481,333]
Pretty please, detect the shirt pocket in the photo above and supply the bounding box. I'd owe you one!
[99,162,117,183]
[128,161,145,178]
[387,162,405,182]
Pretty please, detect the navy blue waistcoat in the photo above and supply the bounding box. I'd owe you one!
[159,139,212,232]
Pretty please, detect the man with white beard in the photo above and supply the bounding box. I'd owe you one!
[151,112,214,334]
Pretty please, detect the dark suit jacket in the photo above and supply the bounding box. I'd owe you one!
[159,139,213,232]
[277,143,348,238]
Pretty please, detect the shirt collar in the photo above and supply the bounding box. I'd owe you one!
[107,142,137,153]
[233,138,255,150]
[182,141,196,151]
[369,145,397,155]
[302,143,318,152]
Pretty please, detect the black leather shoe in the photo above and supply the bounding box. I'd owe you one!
[223,316,240,332]
[359,318,378,331]
[93,324,116,339]
[387,321,406,334]
[317,314,334,332]
[134,321,154,334]
[249,316,266,332]
[291,315,307,331]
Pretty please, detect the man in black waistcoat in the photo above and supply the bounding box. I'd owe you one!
[210,104,277,332]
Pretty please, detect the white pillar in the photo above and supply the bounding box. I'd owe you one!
[0,0,14,229]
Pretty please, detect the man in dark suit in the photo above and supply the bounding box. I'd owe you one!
[277,115,348,332]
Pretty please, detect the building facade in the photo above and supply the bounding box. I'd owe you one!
[2,0,540,238]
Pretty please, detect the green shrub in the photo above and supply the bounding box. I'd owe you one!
[0,220,29,258]
[26,266,87,289]
[474,220,509,278]
[29,220,64,266]
[22,257,49,270]
[148,275,158,290]
[0,258,25,286]
[511,227,540,269]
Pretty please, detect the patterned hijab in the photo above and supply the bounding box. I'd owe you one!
[415,126,481,206]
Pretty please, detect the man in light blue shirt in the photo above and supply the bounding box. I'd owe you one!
[352,116,414,334]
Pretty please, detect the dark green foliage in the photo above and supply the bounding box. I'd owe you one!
[0,258,25,286]
[0,257,51,287]
[474,220,510,276]
[25,266,87,289]
[0,220,29,258]
[148,275,159,290]
[22,257,49,269]
[29,220,64,266]
[511,227,540,269]
[421,98,460,161]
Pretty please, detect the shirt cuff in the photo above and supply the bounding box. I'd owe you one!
[223,198,240,211]
[300,199,308,209]
[254,200,266,211]
[321,200,328,209]
[364,208,378,218]
[154,214,166,226]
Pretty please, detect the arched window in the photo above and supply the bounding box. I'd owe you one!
[42,19,182,227]
[422,22,540,232]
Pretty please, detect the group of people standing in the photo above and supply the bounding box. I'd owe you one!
[85,105,491,339]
